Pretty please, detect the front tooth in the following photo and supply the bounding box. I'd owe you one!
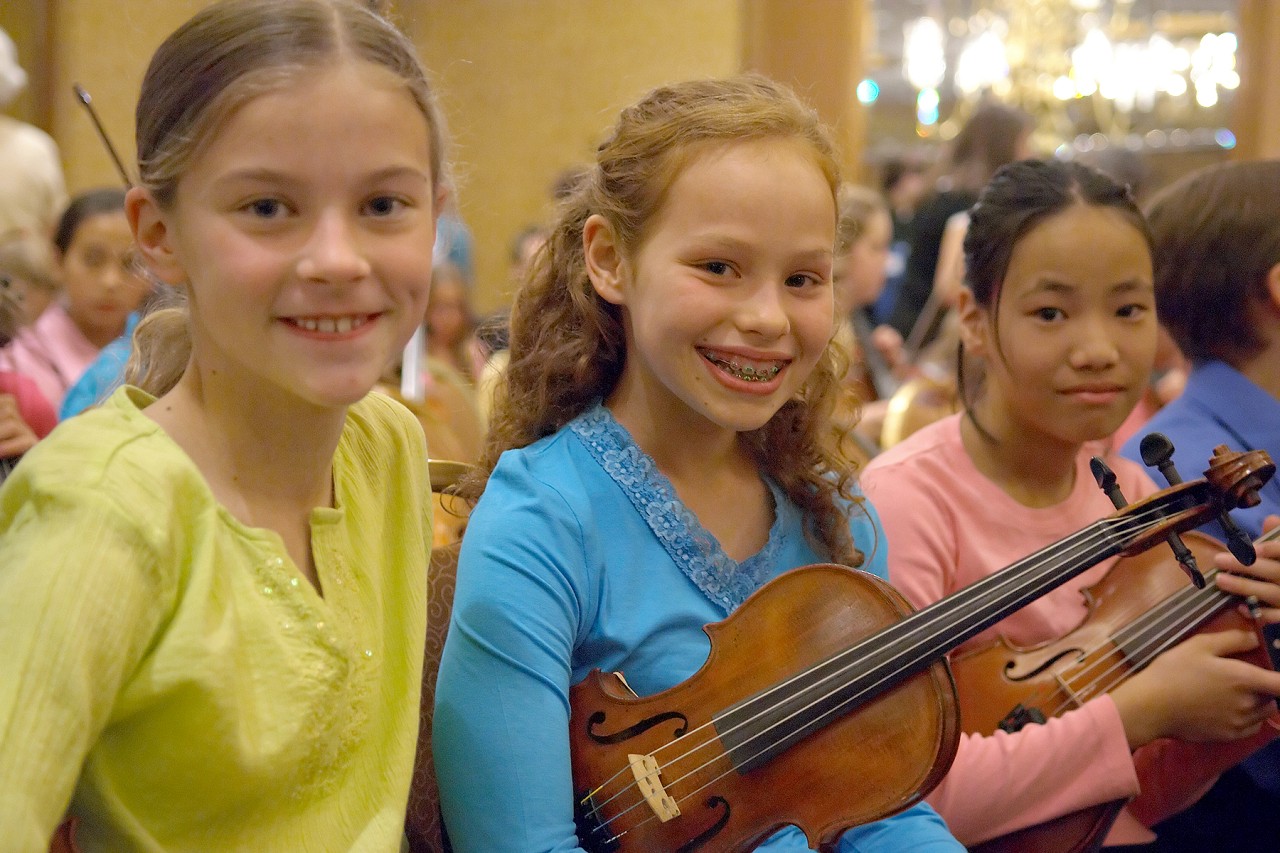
[302,318,319,331]
[335,317,353,334]
[316,318,336,333]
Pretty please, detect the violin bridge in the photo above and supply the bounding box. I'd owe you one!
[627,753,681,822]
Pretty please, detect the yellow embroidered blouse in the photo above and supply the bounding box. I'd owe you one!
[0,387,430,852]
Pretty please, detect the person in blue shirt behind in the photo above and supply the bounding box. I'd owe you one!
[1119,159,1280,852]
[431,75,962,852]
[59,311,138,419]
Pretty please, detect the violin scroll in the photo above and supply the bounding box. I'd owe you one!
[1204,445,1274,511]
[1112,443,1274,561]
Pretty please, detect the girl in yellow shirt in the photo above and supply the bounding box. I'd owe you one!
[0,1,446,849]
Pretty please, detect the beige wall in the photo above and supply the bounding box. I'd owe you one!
[51,1,213,194]
[1234,0,1280,161]
[406,0,741,314]
[0,1,50,129]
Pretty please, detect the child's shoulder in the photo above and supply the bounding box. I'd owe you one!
[345,390,428,453]
[863,413,963,479]
[0,387,204,551]
[488,424,595,496]
[19,386,192,491]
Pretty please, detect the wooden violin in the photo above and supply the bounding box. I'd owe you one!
[568,446,1275,853]
[951,524,1280,853]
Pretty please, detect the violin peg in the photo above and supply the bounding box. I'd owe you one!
[1176,549,1206,589]
[1222,514,1257,566]
[1090,457,1128,510]
[1140,433,1184,487]
[1140,433,1177,471]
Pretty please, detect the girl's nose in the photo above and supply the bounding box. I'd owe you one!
[296,211,372,284]
[100,258,130,292]
[1069,319,1121,370]
[737,280,791,340]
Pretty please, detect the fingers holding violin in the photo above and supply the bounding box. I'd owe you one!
[1215,538,1280,622]
[1117,629,1280,745]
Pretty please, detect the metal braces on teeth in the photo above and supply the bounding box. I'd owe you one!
[709,354,782,382]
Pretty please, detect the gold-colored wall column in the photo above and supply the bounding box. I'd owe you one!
[740,0,868,182]
[408,0,740,315]
[1233,0,1280,161]
[51,0,212,194]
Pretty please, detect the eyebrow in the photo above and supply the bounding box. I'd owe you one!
[216,165,432,186]
[1024,278,1152,296]
[692,235,833,262]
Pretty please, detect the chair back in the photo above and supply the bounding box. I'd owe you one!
[405,459,472,853]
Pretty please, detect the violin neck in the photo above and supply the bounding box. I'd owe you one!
[1112,524,1280,673]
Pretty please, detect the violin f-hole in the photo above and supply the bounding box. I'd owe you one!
[586,710,689,745]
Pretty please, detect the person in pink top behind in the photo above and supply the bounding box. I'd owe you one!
[1,189,150,412]
[860,159,1280,849]
[0,272,56,479]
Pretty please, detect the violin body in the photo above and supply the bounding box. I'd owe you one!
[570,564,959,853]
[951,530,1274,853]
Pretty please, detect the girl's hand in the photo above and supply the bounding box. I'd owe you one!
[1214,515,1280,623]
[869,324,905,370]
[1113,627,1280,748]
[0,393,39,458]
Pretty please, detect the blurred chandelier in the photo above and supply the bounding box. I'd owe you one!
[902,0,1238,146]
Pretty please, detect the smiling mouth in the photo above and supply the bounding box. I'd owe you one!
[699,349,785,383]
[286,315,375,334]
[1062,386,1125,396]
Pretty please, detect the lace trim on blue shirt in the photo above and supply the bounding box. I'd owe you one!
[569,404,786,614]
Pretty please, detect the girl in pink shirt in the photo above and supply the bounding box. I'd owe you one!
[0,189,150,411]
[860,159,1280,849]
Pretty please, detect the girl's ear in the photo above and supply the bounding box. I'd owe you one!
[433,182,451,223]
[126,187,185,285]
[955,286,992,357]
[1265,261,1280,315]
[583,214,627,305]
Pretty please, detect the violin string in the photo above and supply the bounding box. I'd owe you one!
[649,511,1178,805]
[581,501,1181,836]
[1041,526,1279,719]
[579,513,1131,828]
[1006,571,1224,719]
[582,501,1180,836]
[589,516,1149,840]
[1044,578,1232,718]
[578,515,1134,837]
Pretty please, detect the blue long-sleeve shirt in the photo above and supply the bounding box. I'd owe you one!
[1119,359,1280,797]
[433,404,961,852]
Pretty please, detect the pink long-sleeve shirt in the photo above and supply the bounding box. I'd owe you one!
[861,414,1274,846]
[0,302,100,413]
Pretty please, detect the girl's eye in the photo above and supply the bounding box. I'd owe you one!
[363,195,405,217]
[79,247,110,269]
[702,261,731,276]
[1034,307,1065,322]
[786,272,821,289]
[1117,303,1149,320]
[246,198,285,219]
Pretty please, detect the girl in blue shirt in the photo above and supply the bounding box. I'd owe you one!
[432,76,961,852]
